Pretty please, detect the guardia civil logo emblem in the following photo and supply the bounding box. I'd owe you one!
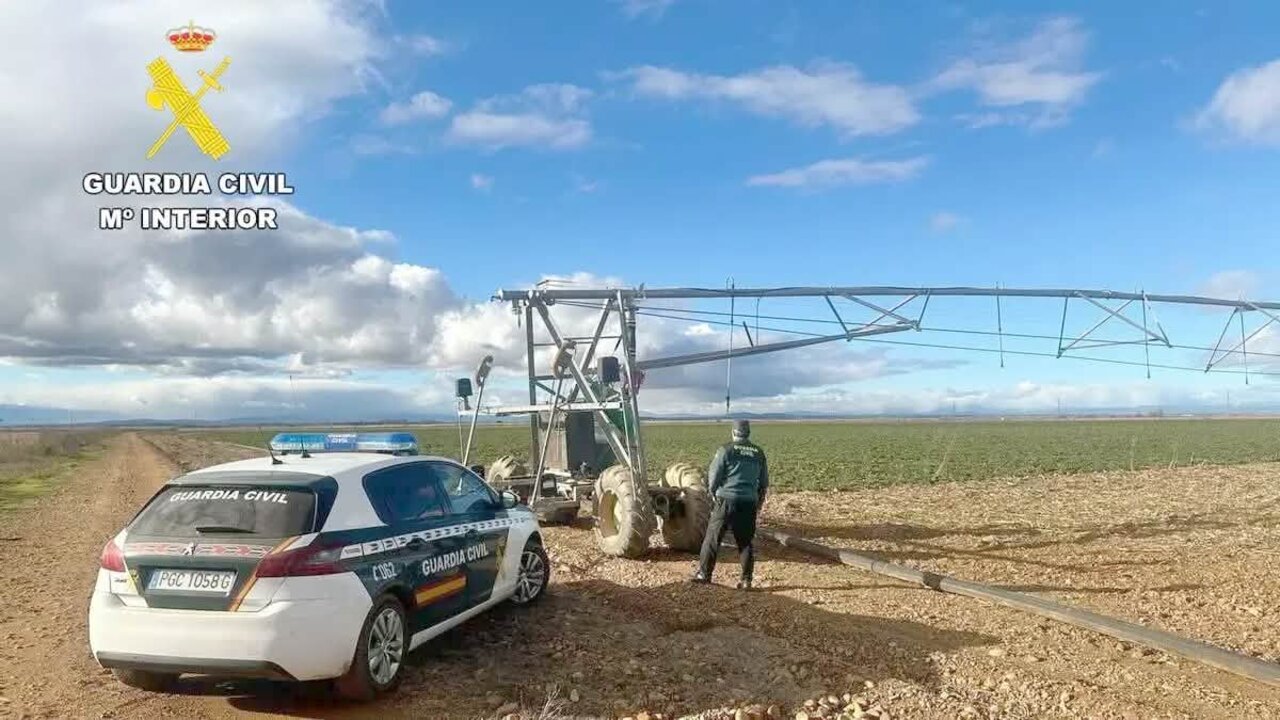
[145,21,232,160]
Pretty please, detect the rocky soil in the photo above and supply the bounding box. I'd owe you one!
[0,432,1276,719]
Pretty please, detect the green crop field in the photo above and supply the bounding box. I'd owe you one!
[194,418,1280,492]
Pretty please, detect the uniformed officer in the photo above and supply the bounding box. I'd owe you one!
[691,419,769,589]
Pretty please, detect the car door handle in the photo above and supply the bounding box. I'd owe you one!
[406,538,426,549]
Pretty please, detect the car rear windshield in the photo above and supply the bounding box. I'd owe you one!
[130,485,317,538]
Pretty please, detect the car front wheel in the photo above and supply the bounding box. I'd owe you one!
[510,539,550,605]
[335,594,407,701]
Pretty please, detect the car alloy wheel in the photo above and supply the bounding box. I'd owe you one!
[367,605,404,686]
[512,545,547,603]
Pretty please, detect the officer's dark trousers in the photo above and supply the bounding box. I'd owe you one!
[696,496,758,581]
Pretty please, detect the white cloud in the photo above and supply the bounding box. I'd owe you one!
[379,90,452,125]
[448,83,593,150]
[932,16,1101,128]
[399,34,448,56]
[470,173,494,191]
[1195,59,1280,145]
[1198,270,1260,300]
[930,211,964,233]
[618,0,677,19]
[746,156,928,188]
[0,375,452,422]
[618,62,919,137]
[0,2,463,377]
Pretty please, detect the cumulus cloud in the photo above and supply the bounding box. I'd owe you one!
[448,83,593,150]
[746,156,928,188]
[0,2,466,384]
[1195,59,1280,145]
[616,62,919,137]
[379,90,452,125]
[932,16,1101,128]
[1198,270,1261,300]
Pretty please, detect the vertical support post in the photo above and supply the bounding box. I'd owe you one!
[616,292,647,484]
[1240,310,1250,386]
[1141,290,1151,379]
[525,302,540,472]
[995,285,1005,369]
[1057,296,1069,358]
[461,374,486,466]
[726,278,734,416]
[455,399,465,457]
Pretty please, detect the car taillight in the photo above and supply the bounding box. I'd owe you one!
[256,542,345,577]
[101,538,126,572]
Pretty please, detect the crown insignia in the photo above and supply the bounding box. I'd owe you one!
[167,21,216,52]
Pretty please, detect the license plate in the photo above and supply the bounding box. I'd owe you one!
[147,569,236,595]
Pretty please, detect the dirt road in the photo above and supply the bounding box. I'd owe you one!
[1,433,1278,719]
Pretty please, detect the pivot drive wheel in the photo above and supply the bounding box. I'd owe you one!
[511,539,550,605]
[488,455,528,486]
[659,462,712,552]
[335,594,407,701]
[593,464,656,557]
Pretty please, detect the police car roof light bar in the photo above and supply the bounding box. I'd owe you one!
[268,432,419,456]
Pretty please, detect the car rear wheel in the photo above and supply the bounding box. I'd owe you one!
[335,595,407,701]
[112,668,177,692]
[510,539,550,605]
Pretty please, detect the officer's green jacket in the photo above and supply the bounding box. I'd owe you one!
[707,440,769,503]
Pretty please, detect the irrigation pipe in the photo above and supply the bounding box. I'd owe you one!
[758,527,1280,688]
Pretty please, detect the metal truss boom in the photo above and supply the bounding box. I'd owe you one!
[498,285,1280,311]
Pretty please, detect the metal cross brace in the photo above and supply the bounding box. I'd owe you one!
[1206,302,1280,372]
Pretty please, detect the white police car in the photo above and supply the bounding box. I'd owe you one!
[88,432,548,700]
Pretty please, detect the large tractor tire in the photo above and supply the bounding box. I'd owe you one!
[487,455,528,486]
[592,464,656,558]
[659,462,712,552]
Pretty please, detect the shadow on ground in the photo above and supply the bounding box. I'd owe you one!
[178,577,997,719]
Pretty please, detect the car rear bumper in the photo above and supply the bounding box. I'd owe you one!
[94,652,296,681]
[88,572,372,682]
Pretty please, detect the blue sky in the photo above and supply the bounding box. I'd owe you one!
[285,1,1279,299]
[2,1,1280,422]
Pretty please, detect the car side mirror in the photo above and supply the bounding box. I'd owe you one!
[499,490,520,509]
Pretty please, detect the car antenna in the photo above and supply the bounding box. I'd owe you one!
[267,444,283,465]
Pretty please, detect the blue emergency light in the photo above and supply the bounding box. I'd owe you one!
[268,432,419,455]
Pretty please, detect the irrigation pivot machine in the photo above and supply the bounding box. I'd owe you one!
[456,283,1280,559]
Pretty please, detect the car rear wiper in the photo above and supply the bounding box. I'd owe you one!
[194,525,255,534]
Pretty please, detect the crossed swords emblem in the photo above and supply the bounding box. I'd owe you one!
[145,56,232,160]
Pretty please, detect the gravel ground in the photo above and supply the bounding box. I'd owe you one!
[0,433,1277,719]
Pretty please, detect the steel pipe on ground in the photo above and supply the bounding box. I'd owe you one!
[758,527,1280,689]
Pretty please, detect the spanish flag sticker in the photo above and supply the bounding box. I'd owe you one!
[414,573,466,606]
